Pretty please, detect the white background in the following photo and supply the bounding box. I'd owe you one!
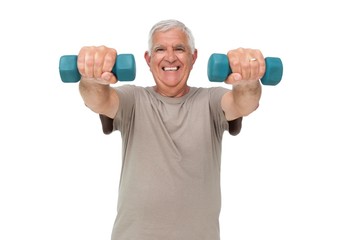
[1,0,359,239]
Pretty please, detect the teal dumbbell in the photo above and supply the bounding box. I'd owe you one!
[207,53,283,85]
[59,54,136,83]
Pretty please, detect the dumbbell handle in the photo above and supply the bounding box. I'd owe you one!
[59,54,136,83]
[207,53,283,86]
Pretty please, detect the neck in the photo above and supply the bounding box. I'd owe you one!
[154,85,190,98]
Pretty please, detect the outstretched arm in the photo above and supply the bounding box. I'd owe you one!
[221,48,264,120]
[77,46,119,118]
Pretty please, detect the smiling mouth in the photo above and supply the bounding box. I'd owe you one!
[162,66,180,71]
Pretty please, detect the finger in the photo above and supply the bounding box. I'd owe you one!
[258,58,266,80]
[93,50,104,79]
[252,50,266,80]
[102,49,117,73]
[244,49,261,80]
[93,46,116,79]
[228,48,251,80]
[229,56,250,80]
[239,57,251,80]
[84,48,95,78]
[224,72,242,85]
[249,58,259,80]
[77,47,88,77]
[101,72,117,84]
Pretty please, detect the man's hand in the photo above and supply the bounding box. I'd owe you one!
[224,48,266,86]
[77,45,118,85]
[221,48,263,119]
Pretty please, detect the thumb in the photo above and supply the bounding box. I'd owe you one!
[101,72,118,84]
[225,73,242,85]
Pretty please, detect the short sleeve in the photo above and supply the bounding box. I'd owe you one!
[209,87,242,136]
[98,85,137,134]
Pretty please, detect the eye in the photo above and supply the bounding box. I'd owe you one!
[155,47,165,52]
[175,47,185,52]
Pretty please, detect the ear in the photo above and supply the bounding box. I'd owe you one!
[190,49,198,69]
[144,51,151,67]
[192,49,198,63]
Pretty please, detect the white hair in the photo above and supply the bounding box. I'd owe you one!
[147,19,195,55]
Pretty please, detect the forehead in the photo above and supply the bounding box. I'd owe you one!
[152,28,188,46]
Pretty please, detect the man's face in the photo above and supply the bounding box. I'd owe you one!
[144,28,197,97]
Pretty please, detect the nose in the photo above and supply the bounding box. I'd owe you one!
[165,50,177,63]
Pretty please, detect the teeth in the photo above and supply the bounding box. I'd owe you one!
[163,67,178,71]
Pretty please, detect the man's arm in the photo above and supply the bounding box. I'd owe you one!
[77,46,120,119]
[79,81,119,118]
[221,48,264,120]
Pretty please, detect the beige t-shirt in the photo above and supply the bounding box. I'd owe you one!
[110,85,230,240]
